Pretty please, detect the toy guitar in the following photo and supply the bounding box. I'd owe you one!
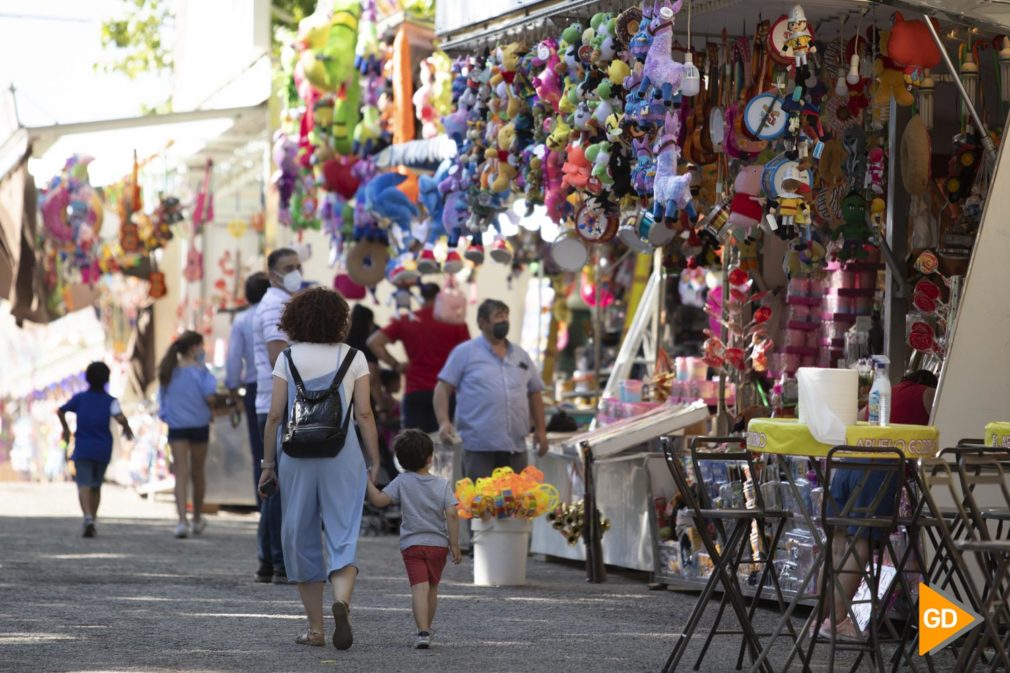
[192,159,214,231]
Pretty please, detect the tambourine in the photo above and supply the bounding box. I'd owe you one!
[768,16,794,64]
[763,156,813,199]
[345,241,389,287]
[744,93,788,141]
[550,228,589,272]
[617,213,653,253]
[575,204,618,243]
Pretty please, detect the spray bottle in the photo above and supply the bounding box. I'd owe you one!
[867,356,891,426]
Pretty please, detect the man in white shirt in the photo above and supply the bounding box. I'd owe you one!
[252,248,302,584]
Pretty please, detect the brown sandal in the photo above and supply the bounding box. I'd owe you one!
[295,630,325,646]
[331,600,353,650]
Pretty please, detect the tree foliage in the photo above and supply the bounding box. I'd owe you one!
[96,0,174,79]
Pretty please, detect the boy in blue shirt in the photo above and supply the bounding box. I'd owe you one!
[366,430,461,649]
[58,362,134,537]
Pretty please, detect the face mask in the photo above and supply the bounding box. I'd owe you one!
[277,270,302,294]
[491,321,510,340]
[195,351,206,365]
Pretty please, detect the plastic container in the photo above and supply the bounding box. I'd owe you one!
[868,357,892,426]
[788,305,812,321]
[619,379,644,402]
[786,329,807,347]
[472,518,532,586]
[788,277,811,297]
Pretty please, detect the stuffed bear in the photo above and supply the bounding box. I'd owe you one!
[872,29,914,111]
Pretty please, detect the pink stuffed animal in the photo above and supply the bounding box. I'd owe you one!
[544,148,568,223]
[532,38,563,113]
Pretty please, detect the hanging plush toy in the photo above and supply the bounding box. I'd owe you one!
[364,172,419,246]
[298,2,362,93]
[727,165,765,243]
[561,143,592,190]
[533,38,563,112]
[835,192,873,261]
[652,111,696,224]
[887,13,942,84]
[865,146,886,194]
[413,57,442,139]
[635,0,685,107]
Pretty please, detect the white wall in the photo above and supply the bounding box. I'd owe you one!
[932,138,1010,448]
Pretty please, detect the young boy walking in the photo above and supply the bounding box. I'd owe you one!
[57,362,134,537]
[366,429,461,649]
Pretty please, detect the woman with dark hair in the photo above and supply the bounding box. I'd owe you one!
[158,331,218,539]
[259,287,380,650]
[345,304,379,364]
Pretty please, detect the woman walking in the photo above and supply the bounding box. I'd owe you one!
[259,287,380,649]
[158,331,217,538]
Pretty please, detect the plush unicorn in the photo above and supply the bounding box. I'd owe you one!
[636,0,686,106]
[652,111,696,224]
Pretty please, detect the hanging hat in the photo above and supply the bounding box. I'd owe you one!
[789,5,807,23]
[900,114,931,196]
[443,249,465,274]
[489,237,514,265]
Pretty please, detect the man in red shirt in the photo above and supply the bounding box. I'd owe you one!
[367,283,470,432]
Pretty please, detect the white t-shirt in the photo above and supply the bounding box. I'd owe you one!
[272,343,369,402]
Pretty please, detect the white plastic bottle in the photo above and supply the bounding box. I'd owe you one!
[868,358,892,426]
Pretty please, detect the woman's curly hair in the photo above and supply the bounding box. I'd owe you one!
[279,287,351,344]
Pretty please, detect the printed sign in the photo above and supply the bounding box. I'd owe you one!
[919,583,983,656]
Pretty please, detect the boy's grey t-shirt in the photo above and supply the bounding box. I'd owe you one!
[383,472,458,551]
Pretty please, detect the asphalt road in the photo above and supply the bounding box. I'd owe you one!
[0,482,857,673]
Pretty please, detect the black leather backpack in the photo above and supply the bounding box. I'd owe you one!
[281,347,358,458]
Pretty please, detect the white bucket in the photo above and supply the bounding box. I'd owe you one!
[471,517,532,587]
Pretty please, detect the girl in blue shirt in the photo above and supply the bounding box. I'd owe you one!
[158,331,218,539]
[58,362,134,538]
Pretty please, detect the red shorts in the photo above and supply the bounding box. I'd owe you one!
[401,545,449,586]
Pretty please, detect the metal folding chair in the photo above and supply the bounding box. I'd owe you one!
[661,435,795,673]
[799,446,912,673]
[950,453,1010,671]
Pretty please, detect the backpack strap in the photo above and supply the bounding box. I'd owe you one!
[333,347,359,432]
[283,349,308,395]
[328,346,359,394]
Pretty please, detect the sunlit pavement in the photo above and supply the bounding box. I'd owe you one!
[0,482,707,673]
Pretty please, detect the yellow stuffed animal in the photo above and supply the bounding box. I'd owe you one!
[872,29,914,112]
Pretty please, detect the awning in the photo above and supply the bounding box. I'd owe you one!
[374,135,458,172]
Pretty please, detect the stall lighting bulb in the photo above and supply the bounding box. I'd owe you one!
[846,54,861,85]
[835,68,849,96]
[681,52,701,97]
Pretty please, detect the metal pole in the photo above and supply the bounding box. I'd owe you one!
[593,251,603,403]
[715,249,731,435]
[923,14,998,163]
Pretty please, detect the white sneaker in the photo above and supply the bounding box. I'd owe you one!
[192,517,207,535]
[174,522,190,538]
[414,631,431,649]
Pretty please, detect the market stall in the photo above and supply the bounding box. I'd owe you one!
[421,0,1010,589]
